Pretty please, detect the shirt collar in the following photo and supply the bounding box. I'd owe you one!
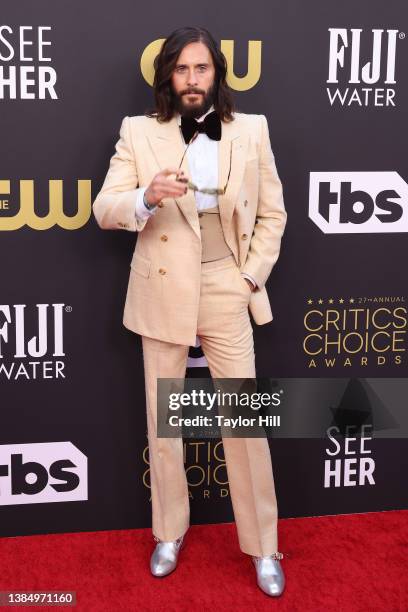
[176,104,215,126]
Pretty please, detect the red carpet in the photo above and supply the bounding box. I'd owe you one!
[0,510,407,611]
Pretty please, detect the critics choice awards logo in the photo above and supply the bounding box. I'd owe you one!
[303,296,407,368]
[143,440,230,501]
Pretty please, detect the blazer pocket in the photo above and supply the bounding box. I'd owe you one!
[130,253,151,278]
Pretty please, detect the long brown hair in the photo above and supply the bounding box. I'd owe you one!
[145,26,235,122]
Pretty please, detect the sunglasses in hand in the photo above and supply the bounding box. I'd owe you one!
[176,129,233,196]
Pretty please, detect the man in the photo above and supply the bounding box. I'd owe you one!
[92,26,288,597]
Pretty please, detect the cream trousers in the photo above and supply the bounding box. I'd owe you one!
[141,253,279,557]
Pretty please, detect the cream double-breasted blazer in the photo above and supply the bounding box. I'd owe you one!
[92,111,287,346]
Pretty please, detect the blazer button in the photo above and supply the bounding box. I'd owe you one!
[244,200,248,206]
[158,268,166,275]
[160,234,168,241]
[157,202,164,208]
[198,212,203,217]
[241,233,248,240]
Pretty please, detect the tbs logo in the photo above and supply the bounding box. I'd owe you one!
[0,442,88,505]
[309,172,408,233]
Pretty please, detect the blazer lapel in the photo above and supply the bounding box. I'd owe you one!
[146,113,248,241]
[217,116,248,237]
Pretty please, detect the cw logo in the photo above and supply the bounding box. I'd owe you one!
[141,39,262,91]
[0,179,91,230]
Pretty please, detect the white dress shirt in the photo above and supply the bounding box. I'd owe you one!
[134,105,256,288]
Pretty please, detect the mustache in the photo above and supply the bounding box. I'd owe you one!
[180,89,205,95]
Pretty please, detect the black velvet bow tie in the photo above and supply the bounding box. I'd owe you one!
[180,110,222,144]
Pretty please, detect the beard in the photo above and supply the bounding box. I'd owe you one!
[172,82,216,120]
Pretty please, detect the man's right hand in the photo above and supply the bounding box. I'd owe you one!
[144,168,189,206]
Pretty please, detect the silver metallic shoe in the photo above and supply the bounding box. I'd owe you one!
[150,533,186,577]
[252,552,286,596]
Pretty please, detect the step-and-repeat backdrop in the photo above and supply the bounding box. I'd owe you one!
[1,1,407,537]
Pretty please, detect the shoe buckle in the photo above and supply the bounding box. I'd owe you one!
[253,551,285,561]
[153,534,184,546]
